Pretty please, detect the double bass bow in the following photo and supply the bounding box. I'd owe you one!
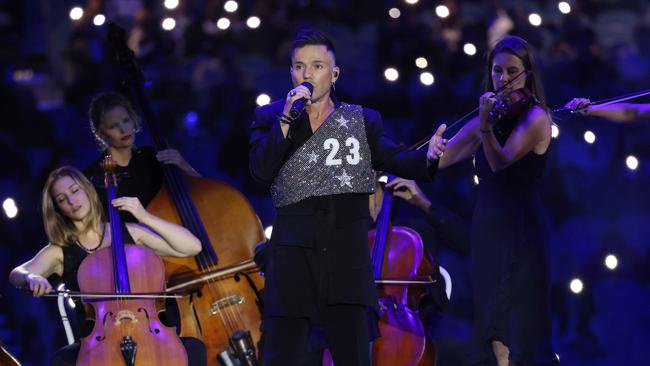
[76,156,188,366]
[105,23,265,365]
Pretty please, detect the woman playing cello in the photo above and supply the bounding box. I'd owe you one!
[8,166,206,365]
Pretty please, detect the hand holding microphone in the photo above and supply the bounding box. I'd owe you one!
[283,82,314,120]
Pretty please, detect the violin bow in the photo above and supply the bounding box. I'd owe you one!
[553,88,650,113]
[414,69,531,150]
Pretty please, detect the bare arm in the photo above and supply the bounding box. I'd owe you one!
[9,244,63,296]
[564,98,650,123]
[480,105,551,172]
[112,197,202,257]
[438,117,481,169]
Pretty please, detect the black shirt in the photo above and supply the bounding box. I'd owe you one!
[83,146,164,222]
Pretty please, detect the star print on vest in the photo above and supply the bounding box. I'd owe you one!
[271,103,375,207]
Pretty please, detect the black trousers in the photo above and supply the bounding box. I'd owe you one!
[262,304,373,366]
[50,336,207,366]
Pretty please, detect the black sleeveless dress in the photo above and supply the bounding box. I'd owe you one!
[468,118,558,365]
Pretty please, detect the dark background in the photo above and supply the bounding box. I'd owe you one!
[0,0,649,365]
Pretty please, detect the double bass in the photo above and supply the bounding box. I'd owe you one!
[76,157,187,365]
[106,24,265,364]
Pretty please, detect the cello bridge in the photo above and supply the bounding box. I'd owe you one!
[114,310,137,325]
[210,295,244,315]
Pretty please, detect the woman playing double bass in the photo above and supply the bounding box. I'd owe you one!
[8,166,206,365]
[83,91,200,222]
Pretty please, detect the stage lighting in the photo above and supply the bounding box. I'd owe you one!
[463,43,477,56]
[420,72,434,86]
[93,14,105,26]
[389,8,401,19]
[626,155,639,170]
[216,18,231,30]
[435,5,450,18]
[162,17,176,31]
[256,93,271,106]
[569,278,583,294]
[384,67,399,82]
[224,1,238,13]
[69,7,83,21]
[415,57,428,69]
[246,16,261,29]
[184,111,198,128]
[604,254,618,270]
[164,0,179,10]
[528,13,542,26]
[583,130,595,144]
[558,2,571,14]
[405,0,419,4]
[2,198,17,219]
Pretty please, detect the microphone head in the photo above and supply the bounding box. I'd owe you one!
[288,82,315,119]
[301,81,314,93]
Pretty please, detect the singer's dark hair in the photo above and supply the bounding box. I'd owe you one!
[291,28,336,63]
[485,36,547,109]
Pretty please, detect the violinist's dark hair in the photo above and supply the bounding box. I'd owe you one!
[485,36,547,109]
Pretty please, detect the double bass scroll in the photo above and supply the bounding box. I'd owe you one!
[106,23,266,365]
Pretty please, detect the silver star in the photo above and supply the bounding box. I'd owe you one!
[335,169,353,188]
[306,151,319,163]
[336,115,350,128]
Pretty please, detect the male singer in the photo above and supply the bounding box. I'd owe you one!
[249,28,447,366]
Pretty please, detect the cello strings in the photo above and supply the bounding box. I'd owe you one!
[164,167,240,335]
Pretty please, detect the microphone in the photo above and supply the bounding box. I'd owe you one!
[289,82,314,119]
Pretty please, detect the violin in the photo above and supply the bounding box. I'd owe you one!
[490,87,536,121]
[413,74,537,151]
[76,156,188,366]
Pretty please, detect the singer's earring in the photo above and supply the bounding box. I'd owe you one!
[331,82,336,92]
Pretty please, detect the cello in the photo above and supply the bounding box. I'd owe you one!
[76,157,187,365]
[367,174,436,366]
[323,174,438,366]
[105,24,265,365]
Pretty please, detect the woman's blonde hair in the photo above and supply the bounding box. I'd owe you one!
[42,166,104,246]
[88,92,142,149]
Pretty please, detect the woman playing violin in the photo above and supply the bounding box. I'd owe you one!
[563,98,650,123]
[8,166,206,366]
[436,36,557,366]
